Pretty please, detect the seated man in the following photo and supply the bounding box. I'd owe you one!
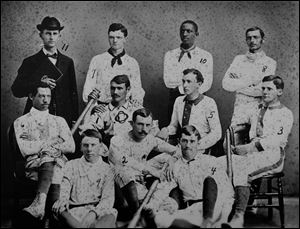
[13,84,75,219]
[108,108,179,218]
[81,74,142,147]
[143,125,234,228]
[52,129,117,228]
[158,68,222,154]
[221,75,293,228]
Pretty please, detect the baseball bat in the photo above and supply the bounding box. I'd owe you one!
[128,163,168,228]
[226,128,233,182]
[71,96,99,135]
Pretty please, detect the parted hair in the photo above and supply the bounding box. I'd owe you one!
[132,108,153,122]
[108,23,128,37]
[111,74,131,88]
[31,83,51,96]
[181,125,201,140]
[81,129,102,143]
[262,75,284,89]
[183,68,204,83]
[246,26,265,39]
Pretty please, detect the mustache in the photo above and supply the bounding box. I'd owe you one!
[138,130,148,135]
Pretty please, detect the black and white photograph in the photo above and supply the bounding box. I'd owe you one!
[1,1,299,228]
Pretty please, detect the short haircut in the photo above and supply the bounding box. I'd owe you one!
[183,68,204,83]
[262,75,284,89]
[132,108,152,122]
[111,74,130,88]
[81,129,102,143]
[246,26,265,39]
[108,23,128,37]
[180,20,198,33]
[31,83,51,96]
[181,125,201,140]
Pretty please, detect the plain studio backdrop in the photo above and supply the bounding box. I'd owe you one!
[1,1,299,198]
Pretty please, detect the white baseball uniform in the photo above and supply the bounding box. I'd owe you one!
[14,107,75,183]
[230,102,293,186]
[153,154,234,228]
[222,50,276,126]
[82,51,145,105]
[164,46,213,94]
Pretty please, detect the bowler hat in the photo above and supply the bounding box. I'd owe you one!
[37,16,64,31]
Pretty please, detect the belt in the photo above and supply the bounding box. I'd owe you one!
[184,199,203,207]
[69,201,99,209]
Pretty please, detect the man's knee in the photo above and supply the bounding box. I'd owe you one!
[94,213,117,228]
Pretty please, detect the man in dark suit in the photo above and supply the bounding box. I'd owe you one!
[11,16,79,128]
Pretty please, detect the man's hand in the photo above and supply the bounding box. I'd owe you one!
[231,142,257,156]
[81,211,97,228]
[156,127,169,141]
[41,75,56,89]
[41,136,64,150]
[165,157,177,181]
[40,146,62,158]
[143,166,165,181]
[131,98,143,108]
[229,72,240,79]
[52,199,69,215]
[149,120,160,136]
[19,132,36,141]
[91,104,107,115]
[88,88,101,102]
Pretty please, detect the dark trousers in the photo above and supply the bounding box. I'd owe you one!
[167,88,182,123]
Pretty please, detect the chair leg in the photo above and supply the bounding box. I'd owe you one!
[277,177,285,228]
[12,196,20,227]
[267,178,273,220]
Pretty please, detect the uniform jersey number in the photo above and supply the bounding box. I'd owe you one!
[200,58,207,64]
[122,156,128,164]
[262,66,268,73]
[277,127,283,135]
[208,111,215,118]
[211,167,216,175]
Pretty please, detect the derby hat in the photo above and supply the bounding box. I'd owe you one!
[37,16,64,31]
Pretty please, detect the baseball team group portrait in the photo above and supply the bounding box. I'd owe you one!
[1,1,298,228]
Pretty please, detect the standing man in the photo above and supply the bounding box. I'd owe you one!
[222,75,293,228]
[163,20,213,121]
[11,16,79,128]
[222,26,276,127]
[14,84,75,220]
[83,23,145,108]
[158,68,221,153]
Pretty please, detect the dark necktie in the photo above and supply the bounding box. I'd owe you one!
[46,53,58,59]
[178,45,195,62]
[182,100,193,127]
[108,48,126,67]
[187,159,195,164]
[178,50,191,62]
[256,104,268,137]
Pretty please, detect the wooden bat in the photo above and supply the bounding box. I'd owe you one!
[128,163,168,228]
[226,128,233,182]
[71,97,98,135]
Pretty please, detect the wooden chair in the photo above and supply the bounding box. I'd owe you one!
[225,125,285,228]
[7,123,53,227]
[7,124,37,226]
